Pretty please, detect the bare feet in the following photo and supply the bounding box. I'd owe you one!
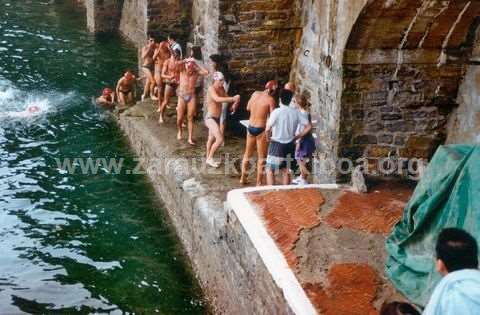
[151,95,158,101]
[239,176,249,185]
[177,130,182,140]
[188,139,196,146]
[158,116,164,124]
[206,158,220,168]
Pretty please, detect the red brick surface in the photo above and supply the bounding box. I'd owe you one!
[304,264,380,315]
[324,182,413,235]
[247,188,325,268]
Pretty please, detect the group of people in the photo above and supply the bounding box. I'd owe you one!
[381,228,480,315]
[97,34,316,186]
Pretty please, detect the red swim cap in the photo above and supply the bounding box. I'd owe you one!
[103,88,113,96]
[265,80,278,91]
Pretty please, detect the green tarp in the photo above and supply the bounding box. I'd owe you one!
[385,145,480,307]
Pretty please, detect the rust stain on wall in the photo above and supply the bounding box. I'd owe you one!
[324,182,413,235]
[247,188,325,268]
[304,263,380,315]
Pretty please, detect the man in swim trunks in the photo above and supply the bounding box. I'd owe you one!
[96,87,115,109]
[153,41,170,108]
[205,72,240,168]
[239,80,278,186]
[265,89,308,185]
[176,58,209,145]
[158,48,181,123]
[141,35,157,101]
[116,70,136,107]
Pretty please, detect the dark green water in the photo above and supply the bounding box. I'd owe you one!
[0,1,205,314]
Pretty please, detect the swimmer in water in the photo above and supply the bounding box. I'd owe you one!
[96,87,116,109]
[0,104,42,118]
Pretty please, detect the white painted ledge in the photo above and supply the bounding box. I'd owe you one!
[227,184,343,315]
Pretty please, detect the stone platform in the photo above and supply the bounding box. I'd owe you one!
[116,100,415,314]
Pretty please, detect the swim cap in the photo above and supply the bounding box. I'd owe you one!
[213,71,225,81]
[265,80,278,91]
[27,105,40,113]
[102,88,113,96]
[186,61,196,72]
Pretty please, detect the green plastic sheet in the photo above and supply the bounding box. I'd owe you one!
[385,145,480,307]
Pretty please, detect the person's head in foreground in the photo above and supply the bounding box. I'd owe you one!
[265,80,278,96]
[380,302,419,315]
[436,227,478,275]
[423,228,480,315]
[280,89,293,106]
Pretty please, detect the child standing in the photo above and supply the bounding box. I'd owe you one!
[292,94,316,185]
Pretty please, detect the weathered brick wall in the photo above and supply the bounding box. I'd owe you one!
[338,0,480,176]
[193,0,303,97]
[147,0,193,43]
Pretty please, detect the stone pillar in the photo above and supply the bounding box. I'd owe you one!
[85,0,123,34]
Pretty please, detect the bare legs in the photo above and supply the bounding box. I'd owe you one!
[240,134,255,185]
[142,67,155,100]
[158,84,174,124]
[241,133,267,186]
[205,118,223,167]
[266,168,290,186]
[176,96,196,144]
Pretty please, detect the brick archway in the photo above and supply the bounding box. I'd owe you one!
[339,0,480,167]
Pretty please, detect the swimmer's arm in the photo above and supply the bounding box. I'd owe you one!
[152,47,161,60]
[115,78,123,97]
[269,98,276,113]
[209,87,238,103]
[196,63,209,76]
[295,122,313,140]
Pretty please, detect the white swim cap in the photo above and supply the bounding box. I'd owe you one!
[213,71,224,81]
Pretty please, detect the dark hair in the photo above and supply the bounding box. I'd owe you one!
[280,89,293,105]
[173,48,181,57]
[380,302,420,315]
[191,46,202,60]
[436,228,479,272]
[168,34,176,41]
[209,54,231,83]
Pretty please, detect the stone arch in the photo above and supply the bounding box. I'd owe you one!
[339,0,480,170]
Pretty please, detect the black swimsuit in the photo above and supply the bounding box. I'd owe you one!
[248,126,265,137]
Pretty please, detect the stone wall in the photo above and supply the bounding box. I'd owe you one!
[119,0,149,47]
[292,0,368,183]
[193,0,303,98]
[85,0,123,34]
[447,27,480,144]
[117,108,296,314]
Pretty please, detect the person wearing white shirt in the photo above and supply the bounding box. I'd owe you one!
[265,89,308,185]
[423,228,480,315]
[168,34,183,59]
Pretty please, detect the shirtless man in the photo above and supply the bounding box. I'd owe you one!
[141,35,157,101]
[96,87,115,109]
[153,41,170,108]
[176,58,209,145]
[239,80,278,185]
[158,49,181,123]
[116,70,136,107]
[205,72,240,168]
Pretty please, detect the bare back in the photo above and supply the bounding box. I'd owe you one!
[248,91,275,128]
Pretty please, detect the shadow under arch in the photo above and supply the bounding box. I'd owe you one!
[338,0,480,175]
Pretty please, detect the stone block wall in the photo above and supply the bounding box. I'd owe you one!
[85,0,123,34]
[291,0,368,183]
